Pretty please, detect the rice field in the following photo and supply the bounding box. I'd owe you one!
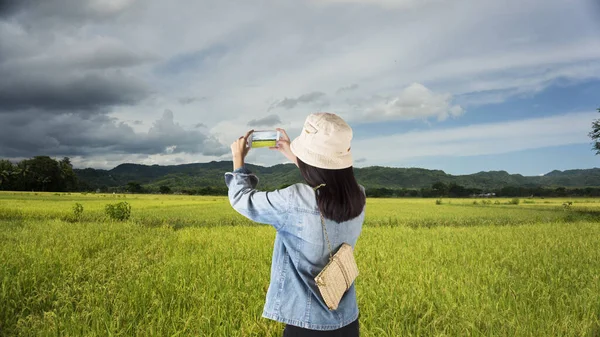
[1,192,599,336]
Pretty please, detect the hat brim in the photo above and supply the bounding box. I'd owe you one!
[290,136,353,170]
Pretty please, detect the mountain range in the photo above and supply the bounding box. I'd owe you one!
[74,161,600,192]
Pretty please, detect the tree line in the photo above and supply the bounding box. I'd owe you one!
[366,182,600,198]
[100,183,229,196]
[0,156,77,192]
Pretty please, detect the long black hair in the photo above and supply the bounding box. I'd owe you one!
[297,158,366,223]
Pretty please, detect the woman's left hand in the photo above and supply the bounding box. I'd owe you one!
[231,129,253,170]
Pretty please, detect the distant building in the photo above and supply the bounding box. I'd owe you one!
[472,192,496,198]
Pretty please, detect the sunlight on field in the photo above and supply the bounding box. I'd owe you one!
[1,192,599,336]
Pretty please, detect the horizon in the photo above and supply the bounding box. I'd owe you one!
[24,157,597,177]
[1,1,599,176]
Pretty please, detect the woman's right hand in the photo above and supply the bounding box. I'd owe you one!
[270,128,298,166]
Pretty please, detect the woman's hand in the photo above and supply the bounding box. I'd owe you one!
[231,129,253,170]
[270,128,298,167]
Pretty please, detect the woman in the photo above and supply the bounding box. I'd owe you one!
[225,112,366,336]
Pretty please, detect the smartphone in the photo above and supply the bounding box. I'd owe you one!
[248,130,280,148]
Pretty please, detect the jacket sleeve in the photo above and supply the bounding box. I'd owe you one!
[224,166,293,230]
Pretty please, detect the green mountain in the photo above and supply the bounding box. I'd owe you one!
[74,161,600,192]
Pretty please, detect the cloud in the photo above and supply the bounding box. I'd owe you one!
[68,152,222,170]
[0,0,138,26]
[247,114,282,127]
[269,92,328,111]
[165,145,177,154]
[355,157,367,163]
[0,72,150,112]
[0,19,153,113]
[0,109,228,159]
[0,0,598,170]
[352,111,595,164]
[336,84,359,94]
[178,96,206,105]
[312,0,439,9]
[364,83,464,121]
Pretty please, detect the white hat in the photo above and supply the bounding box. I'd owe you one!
[290,112,353,169]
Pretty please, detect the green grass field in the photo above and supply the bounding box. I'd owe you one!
[1,192,599,336]
[251,140,277,148]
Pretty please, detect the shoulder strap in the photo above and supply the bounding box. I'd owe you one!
[320,212,333,260]
[314,183,333,260]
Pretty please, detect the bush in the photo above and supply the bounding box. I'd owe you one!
[72,203,84,219]
[482,200,492,205]
[473,201,479,205]
[509,198,520,205]
[105,202,131,221]
[435,199,443,205]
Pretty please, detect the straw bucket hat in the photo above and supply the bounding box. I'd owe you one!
[290,112,353,170]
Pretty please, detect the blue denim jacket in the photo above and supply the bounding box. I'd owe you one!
[224,166,365,330]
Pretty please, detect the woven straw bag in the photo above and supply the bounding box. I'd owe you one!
[314,212,359,310]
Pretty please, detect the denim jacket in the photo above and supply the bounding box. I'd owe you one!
[224,166,365,330]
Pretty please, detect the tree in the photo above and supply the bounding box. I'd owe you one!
[448,183,469,197]
[0,160,15,190]
[159,185,172,194]
[555,187,567,197]
[589,108,600,155]
[126,182,143,193]
[59,157,78,191]
[19,156,63,191]
[431,182,448,197]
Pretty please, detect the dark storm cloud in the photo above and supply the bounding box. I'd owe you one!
[0,109,229,158]
[268,91,327,111]
[0,0,226,161]
[0,0,153,114]
[0,72,150,112]
[247,114,282,127]
[0,0,137,25]
[0,1,18,17]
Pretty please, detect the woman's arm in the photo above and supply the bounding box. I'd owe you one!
[224,167,294,230]
[225,129,294,230]
[231,130,253,171]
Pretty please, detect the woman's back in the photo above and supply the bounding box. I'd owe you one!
[225,171,365,330]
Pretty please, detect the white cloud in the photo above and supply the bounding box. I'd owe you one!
[70,152,223,169]
[67,110,596,170]
[165,145,177,154]
[364,83,463,121]
[351,111,596,164]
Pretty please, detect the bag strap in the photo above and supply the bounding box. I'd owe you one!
[313,184,333,260]
[320,212,333,260]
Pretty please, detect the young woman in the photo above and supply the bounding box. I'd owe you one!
[225,112,366,336]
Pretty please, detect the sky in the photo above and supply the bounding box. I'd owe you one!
[1,0,599,176]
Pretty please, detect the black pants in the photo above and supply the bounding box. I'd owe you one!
[283,319,359,337]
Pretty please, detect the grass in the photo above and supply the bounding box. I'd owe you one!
[251,140,277,148]
[1,192,599,336]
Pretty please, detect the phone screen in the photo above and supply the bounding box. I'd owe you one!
[249,130,280,148]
